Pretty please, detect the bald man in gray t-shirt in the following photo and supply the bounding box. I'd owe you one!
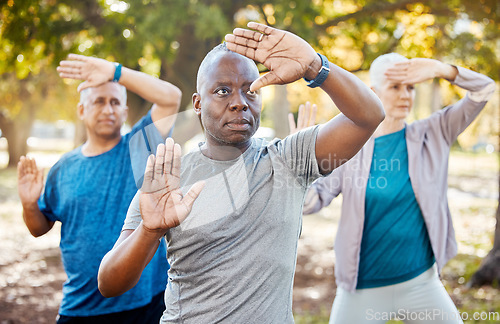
[124,127,320,322]
[97,23,384,323]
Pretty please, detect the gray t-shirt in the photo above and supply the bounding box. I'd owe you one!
[124,126,321,323]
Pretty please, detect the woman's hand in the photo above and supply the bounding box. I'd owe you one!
[385,58,458,84]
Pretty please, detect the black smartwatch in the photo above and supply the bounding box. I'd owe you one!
[304,53,330,88]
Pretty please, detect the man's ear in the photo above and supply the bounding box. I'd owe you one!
[77,103,85,120]
[192,93,202,116]
[123,105,129,121]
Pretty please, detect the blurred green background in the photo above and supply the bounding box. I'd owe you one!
[0,1,498,323]
[0,0,498,165]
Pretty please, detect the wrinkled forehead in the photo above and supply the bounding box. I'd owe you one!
[198,52,259,91]
[81,82,126,104]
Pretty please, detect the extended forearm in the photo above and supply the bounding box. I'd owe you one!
[98,224,162,297]
[119,67,181,110]
[449,66,495,101]
[436,62,458,82]
[22,202,54,237]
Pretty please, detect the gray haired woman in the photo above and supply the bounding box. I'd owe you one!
[304,54,495,324]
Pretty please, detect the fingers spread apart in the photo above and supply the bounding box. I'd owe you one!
[163,138,182,180]
[224,22,274,61]
[224,35,258,61]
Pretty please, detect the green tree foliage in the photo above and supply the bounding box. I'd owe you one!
[0,0,87,166]
[0,0,498,163]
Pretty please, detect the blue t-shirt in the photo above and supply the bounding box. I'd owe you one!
[357,128,434,289]
[38,111,169,316]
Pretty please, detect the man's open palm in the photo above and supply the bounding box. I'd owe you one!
[225,22,318,91]
[139,138,204,233]
[57,54,115,92]
[17,156,43,205]
[289,101,317,135]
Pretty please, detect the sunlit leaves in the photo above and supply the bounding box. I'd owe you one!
[0,0,83,78]
[395,9,437,58]
[0,0,497,124]
[194,4,230,41]
[313,0,497,80]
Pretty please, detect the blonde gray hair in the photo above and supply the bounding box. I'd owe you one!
[369,53,408,91]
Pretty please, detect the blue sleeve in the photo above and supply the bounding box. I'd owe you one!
[129,110,173,142]
[127,110,173,189]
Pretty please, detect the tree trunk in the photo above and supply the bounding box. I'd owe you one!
[467,88,500,288]
[0,112,34,168]
[126,90,150,126]
[272,85,290,139]
[0,78,36,168]
[163,25,220,111]
[467,186,500,288]
[156,25,220,146]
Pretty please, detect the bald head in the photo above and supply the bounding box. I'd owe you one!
[196,43,258,93]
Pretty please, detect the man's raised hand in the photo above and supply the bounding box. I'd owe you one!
[139,138,204,235]
[17,156,44,207]
[57,54,116,92]
[385,58,458,85]
[225,22,320,91]
[289,101,317,135]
